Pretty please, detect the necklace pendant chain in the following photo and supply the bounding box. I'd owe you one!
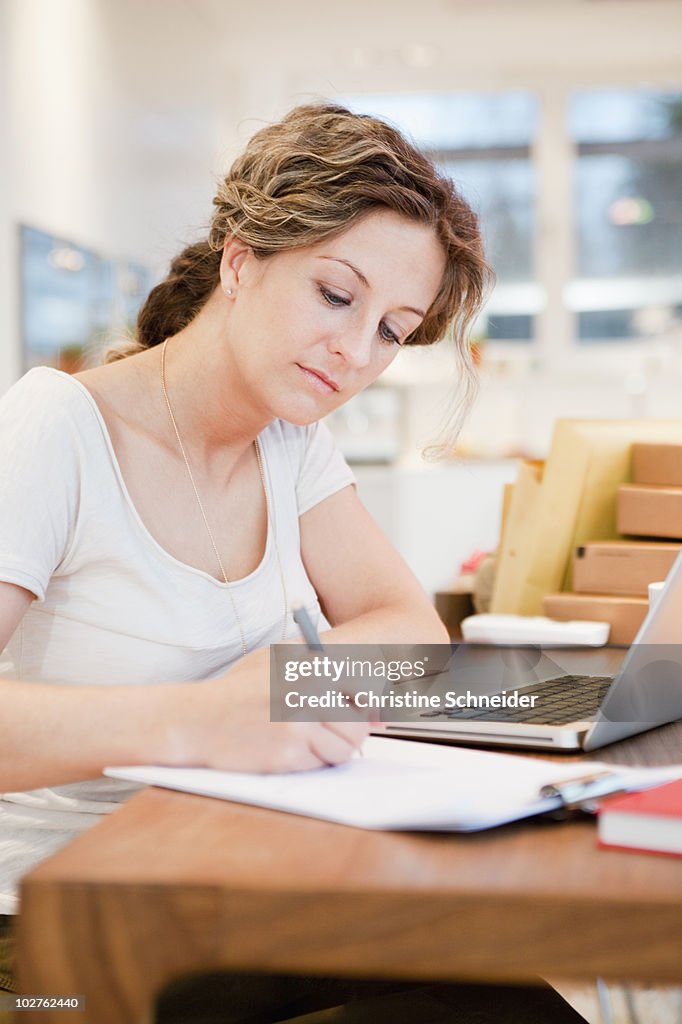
[160,338,289,657]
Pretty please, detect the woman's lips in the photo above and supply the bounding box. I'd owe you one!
[297,364,340,394]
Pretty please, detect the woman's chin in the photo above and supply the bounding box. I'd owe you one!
[270,396,338,427]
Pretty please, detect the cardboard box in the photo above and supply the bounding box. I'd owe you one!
[632,443,682,486]
[618,485,682,540]
[543,593,648,646]
[489,419,682,616]
[573,541,681,596]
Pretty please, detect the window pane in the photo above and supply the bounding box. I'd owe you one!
[575,153,682,278]
[571,88,682,144]
[442,158,535,282]
[442,158,536,342]
[487,314,534,341]
[340,92,538,341]
[570,88,682,343]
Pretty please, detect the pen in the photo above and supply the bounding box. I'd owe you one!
[292,605,324,650]
[540,770,628,812]
[291,604,365,756]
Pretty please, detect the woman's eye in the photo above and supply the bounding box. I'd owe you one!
[379,322,401,345]
[320,286,350,307]
[319,285,401,345]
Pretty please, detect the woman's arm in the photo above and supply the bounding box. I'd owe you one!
[183,490,448,773]
[0,582,33,652]
[299,485,450,645]
[1,482,435,790]
[0,668,182,792]
[0,582,179,787]
[0,582,193,788]
[0,583,369,790]
[0,656,370,790]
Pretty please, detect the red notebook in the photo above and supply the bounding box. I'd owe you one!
[598,778,682,857]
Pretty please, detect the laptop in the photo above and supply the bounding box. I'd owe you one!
[382,550,682,752]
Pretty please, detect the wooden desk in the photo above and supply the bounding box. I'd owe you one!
[17,721,682,1024]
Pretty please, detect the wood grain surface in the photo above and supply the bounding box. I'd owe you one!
[16,720,682,1024]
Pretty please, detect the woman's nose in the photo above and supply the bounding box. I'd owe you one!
[329,325,374,370]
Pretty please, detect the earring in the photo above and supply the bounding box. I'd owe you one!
[225,287,233,297]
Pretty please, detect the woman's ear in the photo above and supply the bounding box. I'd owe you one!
[219,236,252,297]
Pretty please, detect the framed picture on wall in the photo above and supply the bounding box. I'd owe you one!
[19,225,154,373]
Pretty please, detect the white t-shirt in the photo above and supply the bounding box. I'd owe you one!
[0,367,354,912]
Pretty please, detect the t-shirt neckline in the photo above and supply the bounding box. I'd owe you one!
[35,366,273,589]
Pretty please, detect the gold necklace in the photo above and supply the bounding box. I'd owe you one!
[160,338,288,656]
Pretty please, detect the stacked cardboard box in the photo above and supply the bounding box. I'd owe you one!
[543,444,682,644]
[544,592,649,645]
[618,443,682,538]
[571,540,681,594]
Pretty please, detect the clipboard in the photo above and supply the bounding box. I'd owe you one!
[105,737,682,833]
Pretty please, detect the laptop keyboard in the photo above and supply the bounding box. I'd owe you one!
[419,675,614,726]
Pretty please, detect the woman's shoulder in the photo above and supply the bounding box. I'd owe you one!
[262,417,330,449]
[260,418,348,484]
[0,366,96,425]
[0,368,114,480]
[262,417,308,445]
[260,418,324,465]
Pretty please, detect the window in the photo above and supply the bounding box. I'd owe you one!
[341,92,538,343]
[568,88,682,343]
[340,87,682,362]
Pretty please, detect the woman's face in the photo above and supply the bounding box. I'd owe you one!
[222,208,446,425]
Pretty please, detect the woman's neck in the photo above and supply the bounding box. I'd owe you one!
[145,295,273,472]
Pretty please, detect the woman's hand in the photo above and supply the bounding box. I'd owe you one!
[162,647,371,774]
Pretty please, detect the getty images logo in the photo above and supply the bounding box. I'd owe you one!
[283,655,428,684]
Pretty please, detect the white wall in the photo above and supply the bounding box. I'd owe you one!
[355,461,519,594]
[6,0,232,254]
[0,0,19,387]
[1,0,241,391]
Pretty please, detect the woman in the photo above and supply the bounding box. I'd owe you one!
[0,104,587,1021]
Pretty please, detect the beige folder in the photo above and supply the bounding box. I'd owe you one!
[491,459,544,612]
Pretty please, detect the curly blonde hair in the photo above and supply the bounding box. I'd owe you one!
[108,103,491,366]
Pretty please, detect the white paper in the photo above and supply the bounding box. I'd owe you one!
[104,737,682,832]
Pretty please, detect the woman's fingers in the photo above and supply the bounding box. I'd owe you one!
[307,720,370,766]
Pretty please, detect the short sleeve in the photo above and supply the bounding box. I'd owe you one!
[0,371,82,601]
[295,420,355,516]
